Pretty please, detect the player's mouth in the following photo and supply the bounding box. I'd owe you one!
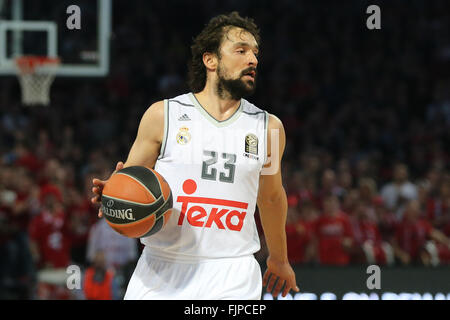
[242,70,256,81]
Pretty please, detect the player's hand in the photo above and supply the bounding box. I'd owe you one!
[263,256,299,298]
[91,161,124,218]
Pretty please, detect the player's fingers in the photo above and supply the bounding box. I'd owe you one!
[92,186,102,195]
[92,178,105,187]
[266,274,278,294]
[98,208,103,218]
[272,278,286,298]
[91,194,101,204]
[91,185,101,199]
[282,279,299,297]
[115,161,124,172]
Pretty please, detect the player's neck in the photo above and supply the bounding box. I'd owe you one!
[194,85,241,121]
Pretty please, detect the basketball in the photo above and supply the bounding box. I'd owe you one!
[101,166,173,238]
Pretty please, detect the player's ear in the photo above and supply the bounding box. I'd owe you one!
[202,52,218,71]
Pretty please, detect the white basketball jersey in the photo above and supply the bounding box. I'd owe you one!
[141,92,268,260]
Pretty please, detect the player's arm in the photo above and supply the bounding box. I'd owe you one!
[257,113,299,298]
[91,101,165,216]
[122,100,165,168]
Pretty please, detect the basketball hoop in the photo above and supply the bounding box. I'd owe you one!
[15,56,60,106]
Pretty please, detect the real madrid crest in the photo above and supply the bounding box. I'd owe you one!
[176,127,191,145]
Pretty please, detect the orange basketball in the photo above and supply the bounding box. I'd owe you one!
[101,166,173,238]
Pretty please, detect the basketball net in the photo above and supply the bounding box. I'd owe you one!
[15,56,60,106]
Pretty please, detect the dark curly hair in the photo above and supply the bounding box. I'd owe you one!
[188,11,261,93]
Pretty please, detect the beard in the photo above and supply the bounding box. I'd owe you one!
[216,64,256,100]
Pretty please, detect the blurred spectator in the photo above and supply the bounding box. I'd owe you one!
[350,201,394,265]
[28,190,71,269]
[316,169,341,209]
[374,196,398,243]
[358,178,377,205]
[287,170,321,211]
[312,195,354,265]
[86,219,138,271]
[380,163,418,219]
[11,143,44,173]
[83,251,118,300]
[67,172,99,267]
[335,170,353,201]
[285,197,317,265]
[0,166,36,299]
[393,200,450,266]
[68,203,94,267]
[341,189,359,216]
[426,176,450,231]
[86,219,139,299]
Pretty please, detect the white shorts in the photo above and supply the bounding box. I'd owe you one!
[124,247,262,300]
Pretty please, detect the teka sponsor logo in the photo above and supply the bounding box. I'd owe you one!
[177,179,248,231]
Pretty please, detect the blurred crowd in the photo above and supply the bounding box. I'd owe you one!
[1,0,450,299]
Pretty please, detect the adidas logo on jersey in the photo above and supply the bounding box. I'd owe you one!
[178,114,191,121]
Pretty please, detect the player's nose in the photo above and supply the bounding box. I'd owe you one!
[248,51,258,66]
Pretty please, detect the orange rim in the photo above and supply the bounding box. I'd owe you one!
[15,56,60,74]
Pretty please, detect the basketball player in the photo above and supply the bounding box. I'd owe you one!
[91,12,299,300]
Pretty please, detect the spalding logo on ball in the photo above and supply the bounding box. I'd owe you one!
[101,166,173,238]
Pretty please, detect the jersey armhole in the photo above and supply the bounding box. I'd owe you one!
[157,99,169,160]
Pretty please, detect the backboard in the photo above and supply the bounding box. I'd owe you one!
[0,0,111,77]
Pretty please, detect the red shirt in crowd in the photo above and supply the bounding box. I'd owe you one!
[377,211,398,242]
[353,219,383,244]
[314,212,354,265]
[67,199,98,248]
[395,218,433,260]
[29,210,71,268]
[426,198,449,229]
[286,219,314,264]
[351,217,389,264]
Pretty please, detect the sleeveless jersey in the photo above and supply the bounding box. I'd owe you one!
[141,92,269,261]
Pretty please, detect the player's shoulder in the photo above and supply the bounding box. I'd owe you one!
[241,98,267,116]
[139,101,164,128]
[166,92,195,108]
[146,100,164,114]
[142,93,194,128]
[241,99,284,130]
[146,93,191,112]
